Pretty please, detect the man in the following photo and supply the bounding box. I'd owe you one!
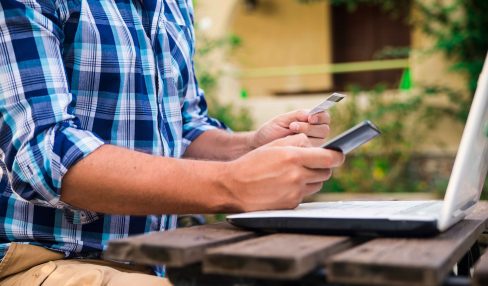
[0,0,344,284]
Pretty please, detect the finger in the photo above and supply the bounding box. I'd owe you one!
[292,147,345,169]
[309,137,328,147]
[302,168,332,183]
[294,109,310,122]
[308,111,331,125]
[266,133,312,148]
[289,122,330,138]
[301,182,324,197]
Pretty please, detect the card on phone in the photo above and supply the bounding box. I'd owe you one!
[309,93,345,115]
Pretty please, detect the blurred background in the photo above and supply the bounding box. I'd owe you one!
[191,0,488,203]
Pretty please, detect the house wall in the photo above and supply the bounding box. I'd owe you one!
[229,0,332,96]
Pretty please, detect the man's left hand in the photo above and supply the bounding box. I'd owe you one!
[250,110,331,148]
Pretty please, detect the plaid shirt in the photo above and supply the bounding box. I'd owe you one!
[0,0,224,274]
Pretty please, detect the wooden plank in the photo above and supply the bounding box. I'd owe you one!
[167,263,330,286]
[473,247,488,286]
[327,202,488,286]
[104,222,255,267]
[203,233,357,279]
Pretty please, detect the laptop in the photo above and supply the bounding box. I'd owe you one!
[227,53,488,236]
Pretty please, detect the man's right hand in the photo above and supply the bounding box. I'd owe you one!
[221,134,344,212]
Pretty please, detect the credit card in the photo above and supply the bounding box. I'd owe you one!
[309,93,345,115]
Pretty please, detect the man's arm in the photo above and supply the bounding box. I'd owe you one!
[184,110,331,161]
[183,129,255,161]
[61,108,338,214]
[61,136,344,215]
[61,145,232,215]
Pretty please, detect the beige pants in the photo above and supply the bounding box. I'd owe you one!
[0,243,172,286]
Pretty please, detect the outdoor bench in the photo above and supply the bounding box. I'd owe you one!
[104,202,488,286]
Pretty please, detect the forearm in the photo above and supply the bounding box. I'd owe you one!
[184,129,256,161]
[61,145,237,215]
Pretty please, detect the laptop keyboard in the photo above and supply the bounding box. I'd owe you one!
[293,201,444,218]
[228,201,444,220]
[393,201,443,216]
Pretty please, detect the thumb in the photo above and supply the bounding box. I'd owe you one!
[266,133,312,148]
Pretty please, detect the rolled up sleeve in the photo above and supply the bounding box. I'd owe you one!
[0,0,104,214]
[181,79,228,147]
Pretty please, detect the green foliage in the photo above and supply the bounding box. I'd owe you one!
[414,0,488,121]
[323,85,440,194]
[298,0,487,197]
[194,28,253,131]
[416,0,488,94]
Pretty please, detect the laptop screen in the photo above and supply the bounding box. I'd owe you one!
[439,52,488,230]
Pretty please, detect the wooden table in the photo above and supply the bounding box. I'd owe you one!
[104,202,488,286]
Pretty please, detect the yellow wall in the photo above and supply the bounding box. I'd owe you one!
[229,0,332,96]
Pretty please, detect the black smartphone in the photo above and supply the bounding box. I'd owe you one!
[321,120,381,154]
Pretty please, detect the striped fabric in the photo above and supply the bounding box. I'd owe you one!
[0,0,225,275]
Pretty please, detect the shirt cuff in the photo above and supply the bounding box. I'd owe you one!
[13,125,104,224]
[181,117,229,153]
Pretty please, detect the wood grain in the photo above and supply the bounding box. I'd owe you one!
[104,222,255,267]
[327,202,488,286]
[203,233,356,279]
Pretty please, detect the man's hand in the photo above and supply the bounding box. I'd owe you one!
[250,110,331,148]
[221,134,344,212]
[184,110,331,161]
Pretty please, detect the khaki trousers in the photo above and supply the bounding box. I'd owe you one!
[0,243,172,286]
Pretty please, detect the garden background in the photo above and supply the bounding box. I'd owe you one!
[191,0,488,206]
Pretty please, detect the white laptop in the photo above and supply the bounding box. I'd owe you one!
[227,53,488,236]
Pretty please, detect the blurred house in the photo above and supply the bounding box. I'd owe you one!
[195,0,467,154]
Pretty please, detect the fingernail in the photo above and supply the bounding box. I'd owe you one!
[290,122,299,131]
[309,116,318,124]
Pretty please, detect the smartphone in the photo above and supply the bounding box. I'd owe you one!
[321,120,381,154]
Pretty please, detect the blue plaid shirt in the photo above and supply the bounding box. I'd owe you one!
[0,0,224,273]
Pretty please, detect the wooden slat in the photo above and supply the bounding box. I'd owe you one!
[473,246,488,286]
[327,202,488,286]
[203,233,356,279]
[104,222,255,267]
